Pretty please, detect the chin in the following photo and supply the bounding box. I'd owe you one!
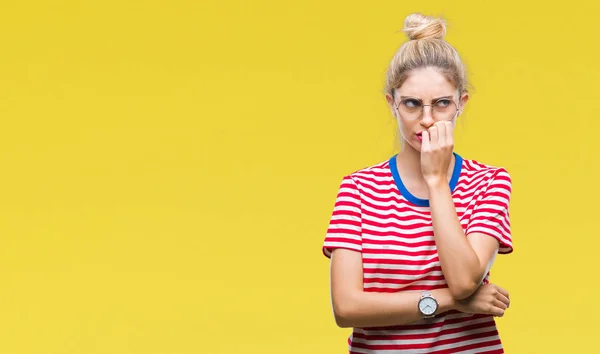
[401,137,422,152]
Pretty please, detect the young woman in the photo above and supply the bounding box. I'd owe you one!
[322,13,513,353]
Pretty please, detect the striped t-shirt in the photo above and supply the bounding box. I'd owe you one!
[322,152,513,354]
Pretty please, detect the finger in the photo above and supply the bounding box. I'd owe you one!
[433,122,445,146]
[421,130,430,151]
[493,298,508,311]
[489,303,505,317]
[428,126,438,148]
[444,121,454,146]
[434,121,451,147]
[496,292,510,308]
[495,286,510,299]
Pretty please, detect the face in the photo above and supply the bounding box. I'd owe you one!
[385,67,469,152]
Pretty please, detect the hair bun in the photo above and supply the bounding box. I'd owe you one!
[402,13,446,40]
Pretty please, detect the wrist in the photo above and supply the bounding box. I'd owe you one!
[426,178,450,192]
[432,289,457,313]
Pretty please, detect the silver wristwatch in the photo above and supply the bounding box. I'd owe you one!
[418,291,439,318]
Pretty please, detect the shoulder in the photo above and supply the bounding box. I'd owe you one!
[342,157,394,187]
[459,156,512,191]
[461,156,511,180]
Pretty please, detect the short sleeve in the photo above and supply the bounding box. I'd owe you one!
[322,175,363,258]
[465,169,513,254]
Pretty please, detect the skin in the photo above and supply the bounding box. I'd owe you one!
[330,67,510,328]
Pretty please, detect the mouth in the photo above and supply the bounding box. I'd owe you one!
[416,132,423,142]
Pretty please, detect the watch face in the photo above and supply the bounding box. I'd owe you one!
[419,297,438,316]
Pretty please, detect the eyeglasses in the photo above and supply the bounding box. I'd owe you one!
[395,97,460,121]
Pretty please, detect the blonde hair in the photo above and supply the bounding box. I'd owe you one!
[385,13,469,96]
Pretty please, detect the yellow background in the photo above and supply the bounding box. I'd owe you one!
[0,0,596,353]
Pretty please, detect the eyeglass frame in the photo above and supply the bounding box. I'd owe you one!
[393,95,462,121]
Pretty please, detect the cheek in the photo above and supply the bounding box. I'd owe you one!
[396,119,414,134]
[395,119,423,149]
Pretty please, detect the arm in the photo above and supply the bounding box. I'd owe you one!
[421,123,513,300]
[330,248,457,328]
[427,181,500,300]
[330,249,511,328]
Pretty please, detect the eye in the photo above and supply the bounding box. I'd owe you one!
[434,99,452,108]
[401,99,421,108]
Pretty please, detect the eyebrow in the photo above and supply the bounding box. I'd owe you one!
[399,95,454,101]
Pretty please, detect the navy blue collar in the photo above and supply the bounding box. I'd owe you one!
[389,152,463,207]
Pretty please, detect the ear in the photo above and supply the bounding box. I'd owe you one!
[458,92,469,116]
[385,92,397,118]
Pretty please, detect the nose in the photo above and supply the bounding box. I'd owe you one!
[420,105,435,127]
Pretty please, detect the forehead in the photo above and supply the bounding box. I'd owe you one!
[396,67,456,99]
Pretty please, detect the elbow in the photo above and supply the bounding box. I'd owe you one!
[334,314,353,328]
[332,298,356,328]
[448,279,480,300]
[333,304,353,328]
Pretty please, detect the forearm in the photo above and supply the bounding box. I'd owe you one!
[334,288,456,328]
[428,182,482,298]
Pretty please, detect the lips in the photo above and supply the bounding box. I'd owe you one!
[416,132,423,142]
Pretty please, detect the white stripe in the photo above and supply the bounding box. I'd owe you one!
[323,241,361,249]
[469,211,510,231]
[332,204,361,215]
[468,226,511,244]
[362,253,439,261]
[363,262,441,271]
[364,280,446,289]
[456,343,503,353]
[327,226,361,235]
[362,243,436,253]
[361,206,430,218]
[476,194,509,204]
[362,224,434,236]
[335,193,361,204]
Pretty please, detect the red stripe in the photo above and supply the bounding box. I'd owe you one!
[328,218,361,227]
[351,330,500,351]
[363,265,442,275]
[363,283,449,293]
[333,200,360,208]
[323,237,361,245]
[361,238,435,247]
[331,209,361,219]
[363,248,438,256]
[364,275,445,285]
[354,320,497,340]
[327,229,361,236]
[365,313,490,331]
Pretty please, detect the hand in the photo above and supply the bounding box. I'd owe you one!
[420,121,454,186]
[455,283,510,317]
